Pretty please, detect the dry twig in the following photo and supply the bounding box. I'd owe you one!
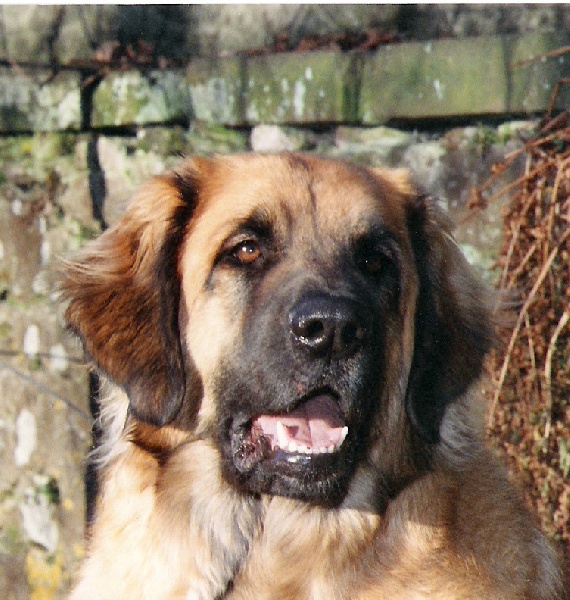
[475,110,570,550]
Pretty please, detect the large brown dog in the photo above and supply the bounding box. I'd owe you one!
[62,153,562,599]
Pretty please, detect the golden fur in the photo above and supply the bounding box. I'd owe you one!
[62,154,562,599]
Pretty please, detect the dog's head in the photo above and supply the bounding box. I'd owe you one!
[62,153,493,507]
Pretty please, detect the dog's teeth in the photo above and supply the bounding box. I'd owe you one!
[327,445,335,453]
[288,441,298,453]
[336,426,348,450]
[276,421,288,449]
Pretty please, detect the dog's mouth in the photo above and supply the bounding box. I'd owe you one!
[253,393,347,455]
[230,392,349,474]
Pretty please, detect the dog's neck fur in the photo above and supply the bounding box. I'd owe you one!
[150,441,387,599]
[86,385,483,600]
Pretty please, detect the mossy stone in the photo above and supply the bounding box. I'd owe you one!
[0,69,80,133]
[245,51,360,124]
[92,70,191,128]
[507,32,570,113]
[187,56,246,126]
[361,36,507,124]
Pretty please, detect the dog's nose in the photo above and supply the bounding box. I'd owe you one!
[289,294,367,358]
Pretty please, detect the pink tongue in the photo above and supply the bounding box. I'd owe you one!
[253,395,345,451]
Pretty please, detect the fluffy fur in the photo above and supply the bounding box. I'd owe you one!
[62,154,562,599]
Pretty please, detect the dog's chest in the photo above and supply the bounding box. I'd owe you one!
[223,500,381,600]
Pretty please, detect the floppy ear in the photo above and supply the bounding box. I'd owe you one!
[61,165,200,427]
[405,194,494,443]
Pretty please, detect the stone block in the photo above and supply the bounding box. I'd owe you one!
[361,36,508,124]
[185,123,249,155]
[186,56,246,126]
[1,6,119,64]
[0,69,81,133]
[507,32,570,113]
[92,70,192,128]
[244,51,360,124]
[250,124,316,152]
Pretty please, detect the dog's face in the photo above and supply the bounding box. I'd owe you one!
[181,156,418,504]
[62,154,492,507]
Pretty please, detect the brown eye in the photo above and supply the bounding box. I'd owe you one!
[232,240,262,265]
[359,253,387,275]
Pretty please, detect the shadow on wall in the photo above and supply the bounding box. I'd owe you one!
[117,5,198,59]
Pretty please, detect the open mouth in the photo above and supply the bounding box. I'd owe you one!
[230,392,348,473]
[252,394,347,455]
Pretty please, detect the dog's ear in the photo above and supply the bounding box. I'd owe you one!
[61,165,201,426]
[404,194,495,443]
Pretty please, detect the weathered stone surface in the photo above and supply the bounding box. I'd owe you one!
[2,5,568,64]
[92,70,192,128]
[402,125,528,277]
[194,5,399,56]
[189,51,361,127]
[189,32,570,128]
[0,133,93,600]
[245,51,360,124]
[361,32,570,124]
[250,124,317,152]
[334,126,414,163]
[398,5,570,41]
[2,32,570,134]
[361,36,508,123]
[1,6,119,64]
[0,341,90,599]
[508,32,570,113]
[94,135,169,226]
[187,56,246,125]
[184,123,249,155]
[0,69,81,133]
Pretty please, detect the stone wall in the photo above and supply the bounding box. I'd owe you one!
[0,7,567,599]
[2,5,570,62]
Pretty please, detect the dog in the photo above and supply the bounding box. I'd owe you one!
[62,153,562,599]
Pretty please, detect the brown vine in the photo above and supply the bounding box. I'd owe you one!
[473,110,570,554]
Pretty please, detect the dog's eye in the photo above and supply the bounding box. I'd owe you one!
[354,236,399,281]
[231,239,262,265]
[358,253,388,276]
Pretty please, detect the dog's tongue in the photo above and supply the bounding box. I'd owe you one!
[252,394,346,453]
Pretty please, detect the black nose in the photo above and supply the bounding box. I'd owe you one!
[289,294,367,358]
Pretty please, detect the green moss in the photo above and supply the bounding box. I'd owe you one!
[93,71,190,128]
[0,321,13,337]
[361,36,507,123]
[245,52,358,124]
[136,127,189,156]
[64,216,101,246]
[187,56,246,125]
[37,478,60,506]
[0,525,26,555]
[185,123,248,154]
[0,136,33,162]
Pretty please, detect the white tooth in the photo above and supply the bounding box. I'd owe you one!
[327,445,335,453]
[300,445,310,454]
[336,426,348,449]
[276,421,288,449]
[288,441,298,453]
